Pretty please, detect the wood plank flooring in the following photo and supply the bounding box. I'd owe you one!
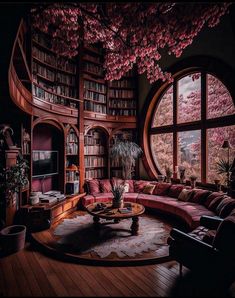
[1,243,235,297]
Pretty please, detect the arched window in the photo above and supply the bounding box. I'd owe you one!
[149,71,235,184]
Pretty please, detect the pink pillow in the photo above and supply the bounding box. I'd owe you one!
[153,183,171,196]
[99,179,112,193]
[188,189,211,204]
[134,180,150,193]
[86,179,100,195]
[203,192,224,209]
[124,179,135,193]
[168,184,184,198]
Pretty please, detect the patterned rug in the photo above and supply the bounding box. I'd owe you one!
[53,214,171,259]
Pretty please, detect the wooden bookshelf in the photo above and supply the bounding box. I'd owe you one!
[84,128,108,179]
[31,30,79,110]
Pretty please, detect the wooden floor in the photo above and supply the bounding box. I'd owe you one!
[1,243,235,297]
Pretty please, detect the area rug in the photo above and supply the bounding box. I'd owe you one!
[53,214,171,259]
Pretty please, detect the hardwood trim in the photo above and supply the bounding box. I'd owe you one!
[17,37,32,81]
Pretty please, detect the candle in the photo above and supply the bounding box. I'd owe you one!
[175,166,179,173]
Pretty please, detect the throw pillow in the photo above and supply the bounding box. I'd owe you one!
[208,195,225,212]
[168,184,185,198]
[123,182,129,193]
[178,189,194,201]
[153,182,171,196]
[134,180,150,193]
[99,179,112,193]
[216,196,235,218]
[188,189,212,204]
[142,184,156,195]
[203,192,224,209]
[86,179,100,195]
[124,179,135,193]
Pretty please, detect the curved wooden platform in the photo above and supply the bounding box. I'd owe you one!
[30,210,173,266]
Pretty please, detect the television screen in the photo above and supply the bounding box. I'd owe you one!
[32,150,58,178]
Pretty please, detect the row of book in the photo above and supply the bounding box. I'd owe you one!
[33,78,77,98]
[84,101,107,114]
[67,131,78,143]
[84,145,105,155]
[84,62,103,76]
[111,169,122,178]
[84,80,106,93]
[33,63,55,81]
[66,142,78,155]
[85,156,106,167]
[109,80,134,88]
[83,53,102,65]
[84,90,106,103]
[109,109,136,116]
[66,171,79,182]
[109,99,136,108]
[85,168,106,179]
[110,159,121,167]
[32,40,76,74]
[109,89,135,98]
[33,85,78,108]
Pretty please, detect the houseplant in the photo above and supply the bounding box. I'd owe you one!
[216,158,233,189]
[165,166,173,183]
[189,175,198,189]
[110,140,143,180]
[111,182,125,208]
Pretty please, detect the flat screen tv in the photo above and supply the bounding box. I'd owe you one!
[32,150,58,178]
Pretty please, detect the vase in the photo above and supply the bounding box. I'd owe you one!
[112,197,124,208]
[166,176,172,183]
[190,179,197,189]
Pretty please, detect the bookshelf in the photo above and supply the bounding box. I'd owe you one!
[31,30,79,110]
[65,127,79,194]
[110,129,138,178]
[84,128,108,179]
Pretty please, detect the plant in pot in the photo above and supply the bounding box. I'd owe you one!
[216,158,233,190]
[0,155,29,209]
[110,140,143,180]
[165,166,173,183]
[189,174,197,189]
[111,182,125,208]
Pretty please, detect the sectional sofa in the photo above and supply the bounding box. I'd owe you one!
[82,178,235,230]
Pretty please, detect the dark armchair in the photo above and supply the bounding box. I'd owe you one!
[167,211,235,281]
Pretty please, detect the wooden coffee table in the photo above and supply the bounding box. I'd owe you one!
[86,202,145,235]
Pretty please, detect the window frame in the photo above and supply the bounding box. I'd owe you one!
[142,60,235,186]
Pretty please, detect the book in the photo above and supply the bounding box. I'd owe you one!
[40,196,58,204]
[118,207,132,214]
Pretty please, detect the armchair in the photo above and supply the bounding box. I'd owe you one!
[167,212,235,281]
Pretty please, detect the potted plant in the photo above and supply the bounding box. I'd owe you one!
[216,158,233,189]
[111,182,125,208]
[110,140,143,180]
[189,174,197,188]
[0,155,29,208]
[165,166,173,183]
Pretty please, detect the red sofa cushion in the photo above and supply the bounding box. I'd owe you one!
[142,184,156,195]
[153,182,171,196]
[134,180,151,193]
[178,189,194,201]
[203,192,224,209]
[86,179,100,195]
[188,189,211,204]
[123,192,139,203]
[99,179,112,192]
[81,195,95,207]
[93,192,113,203]
[216,196,235,218]
[168,184,185,198]
[208,195,225,212]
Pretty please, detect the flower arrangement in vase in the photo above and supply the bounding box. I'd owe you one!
[111,182,125,208]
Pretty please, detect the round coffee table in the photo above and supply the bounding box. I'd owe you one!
[86,202,145,235]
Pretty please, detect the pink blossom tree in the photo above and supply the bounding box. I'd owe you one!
[31,2,231,83]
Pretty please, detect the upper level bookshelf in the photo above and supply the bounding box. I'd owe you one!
[84,128,108,179]
[31,30,79,110]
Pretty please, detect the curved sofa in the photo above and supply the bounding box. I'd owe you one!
[82,178,235,230]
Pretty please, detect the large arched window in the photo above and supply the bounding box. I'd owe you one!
[149,71,235,184]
